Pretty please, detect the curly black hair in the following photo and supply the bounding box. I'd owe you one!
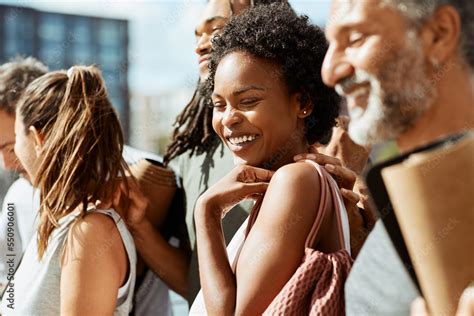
[207,3,340,145]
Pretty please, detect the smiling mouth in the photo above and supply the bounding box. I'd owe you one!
[199,55,210,65]
[344,85,371,110]
[226,134,259,147]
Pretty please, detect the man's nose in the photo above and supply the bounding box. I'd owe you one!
[195,33,212,56]
[322,45,354,88]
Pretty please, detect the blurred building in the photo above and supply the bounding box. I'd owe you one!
[129,89,194,155]
[0,4,130,138]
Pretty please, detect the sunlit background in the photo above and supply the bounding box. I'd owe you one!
[0,1,337,314]
[0,0,332,151]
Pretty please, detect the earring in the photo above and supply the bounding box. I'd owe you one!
[303,110,308,115]
[431,57,441,71]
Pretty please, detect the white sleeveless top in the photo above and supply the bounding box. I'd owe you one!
[190,161,351,315]
[0,207,136,316]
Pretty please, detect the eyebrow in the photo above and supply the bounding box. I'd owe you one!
[326,20,369,39]
[0,141,15,150]
[233,85,266,96]
[212,85,266,98]
[195,16,228,35]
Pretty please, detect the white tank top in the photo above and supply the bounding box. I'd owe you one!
[190,161,351,315]
[0,207,136,315]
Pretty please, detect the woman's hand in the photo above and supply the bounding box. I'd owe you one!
[100,177,191,297]
[196,165,274,220]
[98,177,150,230]
[318,116,371,175]
[194,165,272,314]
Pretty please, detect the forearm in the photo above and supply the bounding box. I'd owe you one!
[195,201,236,316]
[131,219,190,297]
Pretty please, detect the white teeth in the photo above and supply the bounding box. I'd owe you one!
[351,87,368,98]
[228,135,257,145]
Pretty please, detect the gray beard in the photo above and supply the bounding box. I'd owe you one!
[348,33,437,146]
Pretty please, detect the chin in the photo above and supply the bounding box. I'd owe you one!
[199,71,210,82]
[231,154,262,167]
[232,155,250,166]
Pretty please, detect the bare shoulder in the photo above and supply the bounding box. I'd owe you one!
[257,161,321,224]
[69,211,118,241]
[269,161,321,197]
[63,211,125,265]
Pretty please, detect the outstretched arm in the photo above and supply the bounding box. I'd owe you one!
[129,218,190,297]
[115,181,191,297]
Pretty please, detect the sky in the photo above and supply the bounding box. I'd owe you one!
[0,0,332,95]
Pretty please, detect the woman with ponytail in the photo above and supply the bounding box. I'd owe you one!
[0,66,136,315]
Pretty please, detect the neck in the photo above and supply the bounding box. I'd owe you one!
[263,139,309,171]
[397,62,474,154]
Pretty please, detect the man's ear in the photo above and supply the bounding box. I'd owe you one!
[419,5,461,66]
[293,93,313,118]
[230,0,251,14]
[29,126,45,157]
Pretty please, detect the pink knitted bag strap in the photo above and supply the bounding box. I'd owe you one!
[303,160,346,250]
[246,160,346,251]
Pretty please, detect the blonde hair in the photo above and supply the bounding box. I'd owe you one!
[16,65,129,259]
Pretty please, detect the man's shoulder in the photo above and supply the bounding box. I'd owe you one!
[182,143,235,179]
[5,177,34,200]
[3,177,39,217]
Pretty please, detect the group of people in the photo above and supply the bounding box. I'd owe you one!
[0,0,472,315]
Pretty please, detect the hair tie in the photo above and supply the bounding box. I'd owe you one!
[66,66,75,79]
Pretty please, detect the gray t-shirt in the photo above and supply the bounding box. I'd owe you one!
[345,220,420,315]
[177,143,252,247]
[0,207,136,316]
[175,142,253,304]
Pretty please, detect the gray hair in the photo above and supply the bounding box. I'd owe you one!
[383,0,474,70]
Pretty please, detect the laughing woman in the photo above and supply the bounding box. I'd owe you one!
[0,66,135,315]
[191,4,352,315]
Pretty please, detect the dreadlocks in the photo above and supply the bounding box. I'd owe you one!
[163,0,290,165]
[163,82,217,165]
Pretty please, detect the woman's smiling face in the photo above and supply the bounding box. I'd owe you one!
[211,51,311,169]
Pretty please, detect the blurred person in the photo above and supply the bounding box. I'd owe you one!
[0,66,136,315]
[320,0,474,314]
[0,57,46,293]
[190,4,352,314]
[0,58,176,315]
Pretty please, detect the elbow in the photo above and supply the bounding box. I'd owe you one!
[204,287,236,316]
[171,280,188,299]
[157,246,191,298]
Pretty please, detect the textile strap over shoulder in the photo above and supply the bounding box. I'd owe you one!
[245,160,353,316]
